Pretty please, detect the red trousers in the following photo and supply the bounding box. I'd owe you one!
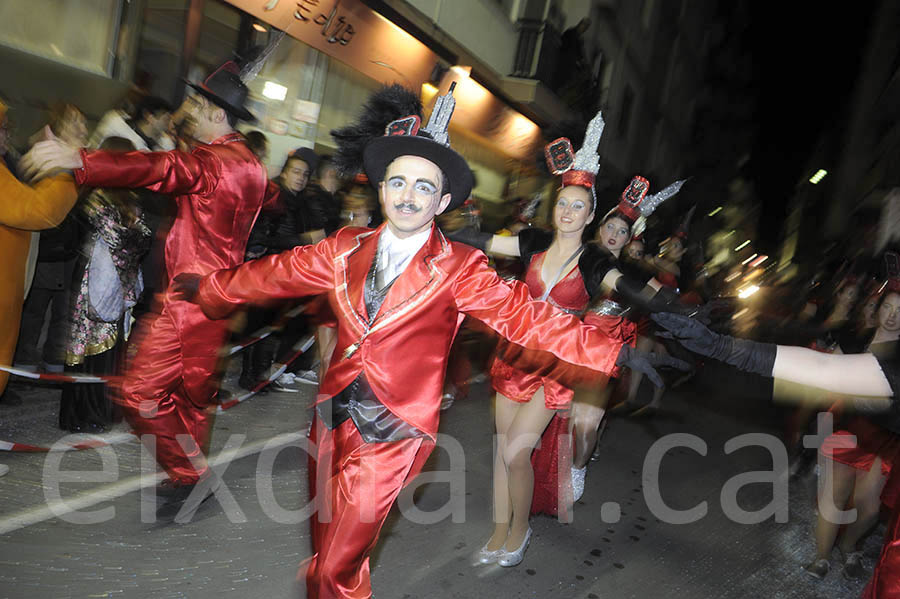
[119,308,218,484]
[864,507,900,598]
[305,416,434,599]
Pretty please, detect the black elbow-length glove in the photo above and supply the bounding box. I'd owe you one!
[614,276,697,317]
[650,313,777,377]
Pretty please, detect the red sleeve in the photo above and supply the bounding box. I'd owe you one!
[195,235,337,320]
[451,250,622,376]
[262,180,283,212]
[75,147,221,196]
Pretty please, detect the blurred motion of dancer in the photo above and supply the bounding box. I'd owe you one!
[21,62,276,518]
[650,255,900,599]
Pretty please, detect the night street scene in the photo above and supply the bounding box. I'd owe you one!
[1,1,900,598]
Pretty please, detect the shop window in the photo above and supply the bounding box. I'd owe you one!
[241,33,335,175]
[134,0,190,102]
[0,0,125,75]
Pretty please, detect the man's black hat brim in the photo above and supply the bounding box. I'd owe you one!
[363,136,473,211]
[186,81,256,123]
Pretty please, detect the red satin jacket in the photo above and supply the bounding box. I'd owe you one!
[74,133,272,400]
[197,223,623,438]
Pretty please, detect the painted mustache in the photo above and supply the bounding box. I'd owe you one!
[394,202,421,213]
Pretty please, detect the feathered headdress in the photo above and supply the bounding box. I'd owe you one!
[359,83,474,209]
[185,30,287,123]
[543,111,605,208]
[604,176,688,238]
[238,30,286,83]
[331,84,424,178]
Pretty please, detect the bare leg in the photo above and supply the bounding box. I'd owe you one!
[486,392,521,551]
[571,382,612,469]
[813,459,857,561]
[498,388,556,550]
[837,458,887,554]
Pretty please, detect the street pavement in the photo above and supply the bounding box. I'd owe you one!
[0,360,884,598]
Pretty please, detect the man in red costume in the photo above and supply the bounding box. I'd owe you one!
[171,86,684,598]
[23,64,273,516]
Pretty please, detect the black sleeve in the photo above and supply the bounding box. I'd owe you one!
[577,242,617,299]
[875,352,900,399]
[617,256,654,286]
[517,227,554,265]
[444,225,492,251]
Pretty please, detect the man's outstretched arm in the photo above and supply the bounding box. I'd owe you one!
[22,133,222,196]
[176,236,338,320]
[452,252,687,381]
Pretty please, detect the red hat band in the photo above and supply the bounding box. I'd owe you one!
[562,169,595,189]
[617,176,649,223]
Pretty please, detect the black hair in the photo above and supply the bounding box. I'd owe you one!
[244,130,268,158]
[602,209,635,229]
[134,96,173,121]
[98,136,136,153]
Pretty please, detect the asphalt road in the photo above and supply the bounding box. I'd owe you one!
[0,361,882,598]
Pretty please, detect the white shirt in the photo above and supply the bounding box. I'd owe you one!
[376,226,431,287]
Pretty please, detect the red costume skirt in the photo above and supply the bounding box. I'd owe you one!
[819,417,900,483]
[489,312,636,409]
[495,313,637,518]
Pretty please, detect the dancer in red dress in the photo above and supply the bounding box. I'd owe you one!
[22,62,277,516]
[651,254,900,599]
[171,86,684,598]
[452,113,691,565]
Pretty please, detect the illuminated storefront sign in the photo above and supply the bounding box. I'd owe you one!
[228,0,438,88]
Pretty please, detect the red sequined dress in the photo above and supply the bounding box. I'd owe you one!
[489,228,639,518]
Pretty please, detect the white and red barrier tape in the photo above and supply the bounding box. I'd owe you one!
[0,431,136,453]
[217,334,315,412]
[0,305,315,452]
[0,366,124,384]
[225,303,306,356]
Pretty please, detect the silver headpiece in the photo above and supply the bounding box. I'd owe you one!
[422,81,457,146]
[640,179,687,216]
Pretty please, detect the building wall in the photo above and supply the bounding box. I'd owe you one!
[826,0,900,237]
[587,0,715,194]
[403,0,520,76]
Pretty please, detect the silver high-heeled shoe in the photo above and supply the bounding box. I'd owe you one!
[497,527,532,567]
[571,466,587,502]
[475,541,506,565]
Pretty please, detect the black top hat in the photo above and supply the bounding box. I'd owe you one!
[186,62,255,122]
[363,108,473,211]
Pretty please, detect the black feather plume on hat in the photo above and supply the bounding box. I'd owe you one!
[330,84,423,177]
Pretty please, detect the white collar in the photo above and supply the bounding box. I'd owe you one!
[376,226,432,283]
[379,225,431,257]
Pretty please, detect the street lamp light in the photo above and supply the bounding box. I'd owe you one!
[809,169,827,184]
